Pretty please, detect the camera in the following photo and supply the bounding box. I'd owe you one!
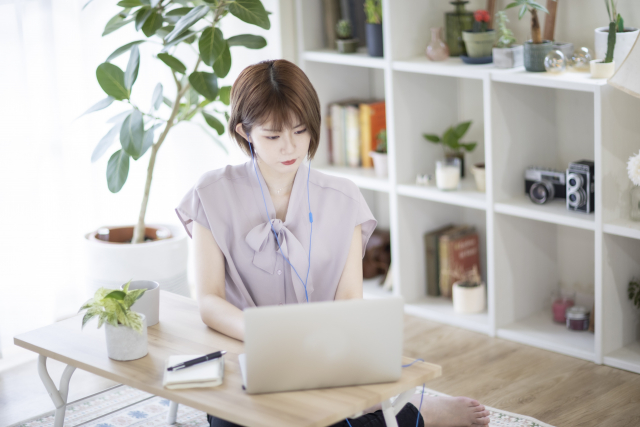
[525,167,566,204]
[566,160,595,214]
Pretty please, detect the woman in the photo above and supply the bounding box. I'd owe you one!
[175,59,490,427]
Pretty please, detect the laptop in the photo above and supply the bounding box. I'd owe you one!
[238,296,404,394]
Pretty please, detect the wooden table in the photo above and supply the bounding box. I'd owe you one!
[14,291,441,427]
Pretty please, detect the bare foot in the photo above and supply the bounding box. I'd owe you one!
[409,392,491,427]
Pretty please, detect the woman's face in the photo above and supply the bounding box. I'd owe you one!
[236,113,310,174]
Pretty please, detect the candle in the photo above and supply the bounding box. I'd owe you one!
[436,159,461,190]
[551,290,575,323]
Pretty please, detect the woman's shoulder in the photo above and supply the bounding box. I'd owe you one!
[194,161,250,191]
[309,167,361,202]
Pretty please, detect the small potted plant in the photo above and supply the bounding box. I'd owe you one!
[462,9,495,61]
[451,266,485,314]
[336,20,358,54]
[506,0,554,71]
[78,279,148,361]
[423,120,476,178]
[629,278,640,310]
[364,0,383,57]
[591,2,618,78]
[369,129,388,178]
[492,11,523,68]
[595,0,638,70]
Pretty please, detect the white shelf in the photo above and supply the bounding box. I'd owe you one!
[604,342,640,374]
[303,48,386,69]
[497,311,595,362]
[397,179,486,210]
[362,276,392,299]
[495,196,595,230]
[403,296,490,335]
[603,218,640,240]
[392,56,492,80]
[491,68,608,92]
[316,166,390,192]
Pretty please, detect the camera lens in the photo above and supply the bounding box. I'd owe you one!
[568,188,586,208]
[567,173,583,190]
[529,181,555,204]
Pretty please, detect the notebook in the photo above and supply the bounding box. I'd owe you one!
[162,354,225,389]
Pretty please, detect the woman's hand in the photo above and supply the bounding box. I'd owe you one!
[334,224,364,300]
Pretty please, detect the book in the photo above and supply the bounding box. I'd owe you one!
[330,103,345,166]
[163,354,225,390]
[359,100,386,168]
[345,104,361,167]
[424,225,456,297]
[439,226,480,298]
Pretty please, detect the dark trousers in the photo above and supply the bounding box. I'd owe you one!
[207,402,424,427]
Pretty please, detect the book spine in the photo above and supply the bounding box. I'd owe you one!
[331,104,344,166]
[327,103,334,164]
[450,233,481,283]
[370,101,386,153]
[439,235,452,298]
[342,105,348,166]
[346,105,360,167]
[425,232,440,297]
[360,103,372,168]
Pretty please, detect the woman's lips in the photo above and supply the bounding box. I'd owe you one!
[281,159,296,165]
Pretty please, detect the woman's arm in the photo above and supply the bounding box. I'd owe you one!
[192,221,245,341]
[334,224,364,300]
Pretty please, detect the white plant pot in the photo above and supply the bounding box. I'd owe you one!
[471,165,486,192]
[83,223,189,300]
[492,45,523,69]
[105,313,148,361]
[452,282,486,314]
[595,26,639,70]
[590,59,615,79]
[369,151,388,178]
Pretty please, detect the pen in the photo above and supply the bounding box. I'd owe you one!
[167,350,227,371]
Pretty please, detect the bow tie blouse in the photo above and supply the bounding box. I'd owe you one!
[175,160,377,309]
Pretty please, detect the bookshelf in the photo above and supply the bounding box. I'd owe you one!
[293,0,640,374]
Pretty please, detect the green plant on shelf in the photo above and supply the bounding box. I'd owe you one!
[375,129,387,153]
[605,0,625,33]
[364,0,382,24]
[505,0,553,44]
[495,11,517,48]
[336,19,352,39]
[422,121,476,156]
[603,0,619,63]
[629,279,640,310]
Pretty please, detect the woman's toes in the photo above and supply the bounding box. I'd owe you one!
[476,410,490,418]
[473,416,491,425]
[473,405,486,412]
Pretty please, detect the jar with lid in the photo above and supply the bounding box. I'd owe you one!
[566,306,590,331]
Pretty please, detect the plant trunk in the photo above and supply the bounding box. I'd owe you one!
[531,9,542,44]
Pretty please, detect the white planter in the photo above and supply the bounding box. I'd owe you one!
[471,164,486,192]
[369,151,388,178]
[105,313,148,361]
[590,59,615,79]
[492,45,523,69]
[595,26,639,70]
[452,282,486,314]
[83,223,189,300]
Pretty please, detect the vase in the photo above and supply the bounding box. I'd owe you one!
[590,59,615,78]
[524,40,554,72]
[462,30,496,58]
[105,313,148,361]
[369,151,388,178]
[445,1,473,57]
[452,282,486,314]
[595,27,639,70]
[493,45,523,69]
[366,23,383,57]
[426,27,449,61]
[631,186,640,221]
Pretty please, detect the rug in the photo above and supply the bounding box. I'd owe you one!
[9,384,554,427]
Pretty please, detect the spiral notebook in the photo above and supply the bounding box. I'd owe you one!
[162,354,225,389]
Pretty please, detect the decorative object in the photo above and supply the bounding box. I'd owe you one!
[590,58,615,78]
[436,158,461,191]
[451,267,485,314]
[627,151,640,221]
[336,20,358,53]
[364,0,383,57]
[551,290,575,323]
[594,1,638,70]
[493,11,523,69]
[369,129,388,178]
[426,27,450,61]
[544,49,567,73]
[445,1,474,57]
[462,10,495,58]
[566,306,590,331]
[471,163,486,192]
[119,280,160,326]
[553,42,574,62]
[416,173,434,186]
[460,54,493,64]
[591,0,619,78]
[629,279,640,309]
[78,280,148,361]
[423,120,476,178]
[570,47,593,71]
[507,0,554,71]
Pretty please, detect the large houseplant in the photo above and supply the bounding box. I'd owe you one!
[506,0,554,71]
[80,0,270,297]
[594,0,638,71]
[364,0,383,57]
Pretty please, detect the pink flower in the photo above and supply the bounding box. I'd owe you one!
[474,10,490,23]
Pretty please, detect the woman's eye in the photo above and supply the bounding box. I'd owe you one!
[295,128,307,134]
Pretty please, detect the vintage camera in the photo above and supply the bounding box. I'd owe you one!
[566,160,595,214]
[525,167,566,204]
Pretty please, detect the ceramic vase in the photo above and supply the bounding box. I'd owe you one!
[452,282,486,314]
[595,27,639,70]
[366,23,383,57]
[369,152,388,178]
[524,40,554,72]
[426,27,449,61]
[493,45,523,69]
[462,30,496,58]
[105,313,148,361]
[471,163,486,192]
[590,59,615,78]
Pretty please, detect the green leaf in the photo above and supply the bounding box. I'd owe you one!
[518,5,527,19]
[135,6,153,31]
[124,45,140,90]
[617,14,624,33]
[105,290,126,300]
[163,96,173,108]
[92,118,129,163]
[82,310,96,328]
[120,109,144,159]
[165,5,210,43]
[423,134,440,143]
[155,25,175,39]
[453,121,471,139]
[107,150,130,193]
[504,2,519,9]
[212,41,231,78]
[219,86,231,105]
[96,63,129,100]
[160,30,196,53]
[188,87,199,106]
[442,127,458,149]
[199,27,224,67]
[152,83,163,110]
[142,10,163,37]
[228,0,270,30]
[166,6,193,16]
[157,53,186,73]
[117,0,143,7]
[227,34,267,49]
[141,123,163,156]
[189,71,219,100]
[103,13,134,36]
[459,142,477,152]
[78,96,114,119]
[203,112,225,135]
[106,40,146,62]
[196,122,229,154]
[82,0,98,10]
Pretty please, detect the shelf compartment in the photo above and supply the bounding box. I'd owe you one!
[404,297,490,335]
[392,56,492,80]
[495,196,595,230]
[604,219,640,240]
[491,68,608,93]
[604,342,640,374]
[303,49,386,69]
[397,179,486,210]
[497,311,595,361]
[316,166,390,192]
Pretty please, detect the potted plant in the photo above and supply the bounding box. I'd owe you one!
[78,279,148,361]
[462,9,495,60]
[364,0,383,57]
[492,11,523,68]
[336,20,358,54]
[629,279,640,310]
[369,129,388,178]
[451,266,485,314]
[595,0,639,70]
[423,121,476,178]
[506,0,554,71]
[591,1,618,78]
[79,1,270,297]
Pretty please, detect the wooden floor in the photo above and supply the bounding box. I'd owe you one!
[2,314,640,427]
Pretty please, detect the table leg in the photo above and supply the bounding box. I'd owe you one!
[380,388,417,427]
[167,400,179,424]
[37,355,77,427]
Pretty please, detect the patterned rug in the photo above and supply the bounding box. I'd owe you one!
[9,384,554,427]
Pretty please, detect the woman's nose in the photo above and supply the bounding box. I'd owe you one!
[281,133,296,154]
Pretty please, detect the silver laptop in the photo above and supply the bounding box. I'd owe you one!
[238,297,404,394]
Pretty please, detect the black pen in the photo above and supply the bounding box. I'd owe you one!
[167,350,227,371]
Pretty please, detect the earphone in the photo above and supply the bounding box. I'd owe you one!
[247,136,313,303]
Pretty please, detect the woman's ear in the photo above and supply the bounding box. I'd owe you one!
[235,123,248,141]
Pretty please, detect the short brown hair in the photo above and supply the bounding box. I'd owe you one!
[228,59,321,160]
